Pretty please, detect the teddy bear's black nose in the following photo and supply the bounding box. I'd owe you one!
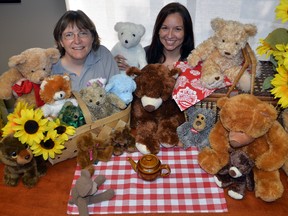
[224,52,231,55]
[125,40,128,44]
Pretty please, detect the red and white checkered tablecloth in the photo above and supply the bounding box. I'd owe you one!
[67,147,228,214]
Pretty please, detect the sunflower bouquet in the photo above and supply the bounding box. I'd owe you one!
[1,101,76,160]
[256,0,288,108]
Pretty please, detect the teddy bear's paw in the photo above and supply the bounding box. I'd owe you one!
[4,175,19,187]
[198,149,222,174]
[237,72,251,92]
[160,142,176,148]
[213,175,223,187]
[135,142,152,155]
[22,175,38,188]
[200,72,224,89]
[228,190,244,200]
[187,54,200,67]
[255,179,284,202]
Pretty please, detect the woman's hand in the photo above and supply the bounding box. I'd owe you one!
[114,54,130,71]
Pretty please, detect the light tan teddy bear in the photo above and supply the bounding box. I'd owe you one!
[0,47,60,108]
[187,18,258,92]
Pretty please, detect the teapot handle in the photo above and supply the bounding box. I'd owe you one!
[160,164,171,177]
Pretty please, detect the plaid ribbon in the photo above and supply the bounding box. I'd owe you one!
[67,147,227,214]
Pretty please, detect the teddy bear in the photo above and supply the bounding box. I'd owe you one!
[126,64,186,155]
[39,74,78,118]
[105,73,137,105]
[0,47,60,108]
[177,106,216,150]
[76,132,114,175]
[58,101,86,128]
[198,94,288,202]
[187,18,258,92]
[111,21,147,73]
[109,125,137,156]
[79,82,126,121]
[68,168,115,216]
[0,135,47,187]
[214,148,255,200]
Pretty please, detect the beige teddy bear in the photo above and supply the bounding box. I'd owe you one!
[187,18,258,92]
[0,47,60,108]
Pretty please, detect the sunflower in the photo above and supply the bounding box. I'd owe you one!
[275,0,288,23]
[31,129,65,160]
[47,118,76,142]
[256,39,274,57]
[13,108,48,146]
[2,101,32,136]
[273,43,288,69]
[271,65,288,108]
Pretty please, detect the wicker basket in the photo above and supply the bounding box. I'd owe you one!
[48,91,131,165]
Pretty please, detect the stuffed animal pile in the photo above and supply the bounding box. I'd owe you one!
[39,74,78,118]
[111,21,147,73]
[187,18,258,91]
[198,94,288,202]
[127,64,185,155]
[0,47,60,107]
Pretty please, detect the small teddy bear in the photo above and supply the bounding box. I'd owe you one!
[76,132,114,175]
[79,82,126,121]
[0,135,47,187]
[39,74,78,118]
[0,47,60,108]
[69,168,115,216]
[187,18,258,92]
[111,21,147,73]
[214,149,255,200]
[109,126,137,156]
[177,106,216,150]
[105,73,137,105]
[58,101,86,128]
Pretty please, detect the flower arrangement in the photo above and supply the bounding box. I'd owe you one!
[1,101,76,160]
[256,0,288,108]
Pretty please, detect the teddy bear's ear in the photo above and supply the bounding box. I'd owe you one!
[40,80,48,90]
[8,54,26,68]
[136,24,146,37]
[114,22,124,32]
[169,68,182,79]
[211,17,226,31]
[63,74,70,81]
[243,24,257,37]
[126,66,142,77]
[217,96,229,109]
[45,48,60,64]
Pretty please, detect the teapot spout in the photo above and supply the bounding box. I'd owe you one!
[127,157,137,172]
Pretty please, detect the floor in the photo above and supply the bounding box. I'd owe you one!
[0,157,287,216]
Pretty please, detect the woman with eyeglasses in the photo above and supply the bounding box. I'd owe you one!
[52,10,119,91]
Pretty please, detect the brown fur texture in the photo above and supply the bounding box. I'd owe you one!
[198,94,288,202]
[0,135,47,187]
[0,48,60,107]
[127,64,185,155]
[187,18,258,91]
[76,132,114,175]
[110,126,136,156]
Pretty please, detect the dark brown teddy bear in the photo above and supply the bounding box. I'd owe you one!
[127,64,185,155]
[214,149,255,200]
[0,135,47,187]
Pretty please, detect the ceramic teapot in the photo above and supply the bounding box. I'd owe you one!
[127,154,171,181]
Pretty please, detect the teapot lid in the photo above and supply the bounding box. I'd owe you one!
[139,154,160,170]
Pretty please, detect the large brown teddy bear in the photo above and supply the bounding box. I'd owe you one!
[187,18,258,91]
[0,47,60,107]
[198,94,288,202]
[127,64,185,155]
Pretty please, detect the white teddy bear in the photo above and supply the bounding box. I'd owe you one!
[111,22,147,73]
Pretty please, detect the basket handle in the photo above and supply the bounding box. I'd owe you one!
[72,91,93,124]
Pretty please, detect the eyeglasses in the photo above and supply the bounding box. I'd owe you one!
[62,31,91,40]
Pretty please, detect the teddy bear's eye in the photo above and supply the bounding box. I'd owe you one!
[10,151,17,158]
[132,34,135,37]
[121,32,124,35]
[100,94,103,97]
[222,39,225,43]
[31,70,35,73]
[43,68,46,71]
[89,99,93,103]
[74,114,79,119]
[235,42,239,45]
